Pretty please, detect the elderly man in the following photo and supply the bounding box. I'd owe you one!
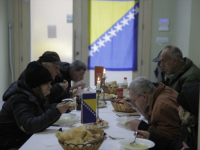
[124,76,181,141]
[53,60,87,102]
[160,45,200,93]
[152,50,169,86]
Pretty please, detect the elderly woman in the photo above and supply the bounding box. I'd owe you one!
[135,83,198,150]
[0,61,70,149]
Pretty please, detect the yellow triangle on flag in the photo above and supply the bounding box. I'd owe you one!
[83,99,97,112]
[89,0,138,45]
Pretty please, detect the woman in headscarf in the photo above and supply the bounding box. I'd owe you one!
[0,61,70,149]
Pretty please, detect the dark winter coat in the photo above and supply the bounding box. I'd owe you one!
[0,80,61,149]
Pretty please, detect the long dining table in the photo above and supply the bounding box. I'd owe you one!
[19,101,141,150]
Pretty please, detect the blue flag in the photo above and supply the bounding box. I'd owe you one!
[88,0,139,71]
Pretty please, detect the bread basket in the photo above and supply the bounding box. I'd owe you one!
[111,100,136,113]
[58,136,104,150]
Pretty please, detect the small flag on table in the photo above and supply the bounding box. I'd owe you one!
[81,93,97,124]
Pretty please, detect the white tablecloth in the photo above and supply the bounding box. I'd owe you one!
[19,102,139,150]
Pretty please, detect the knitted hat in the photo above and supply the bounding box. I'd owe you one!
[38,51,67,65]
[25,61,53,88]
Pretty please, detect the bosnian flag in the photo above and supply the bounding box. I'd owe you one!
[88,0,139,71]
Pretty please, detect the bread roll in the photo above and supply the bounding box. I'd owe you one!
[71,130,87,139]
[93,134,102,141]
[63,130,73,141]
[55,131,65,142]
[83,130,93,142]
[87,137,98,143]
[65,137,84,145]
[73,88,77,94]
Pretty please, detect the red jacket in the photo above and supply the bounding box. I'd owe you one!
[148,83,181,141]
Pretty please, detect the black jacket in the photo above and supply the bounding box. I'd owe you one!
[53,63,72,102]
[18,61,65,104]
[0,80,61,149]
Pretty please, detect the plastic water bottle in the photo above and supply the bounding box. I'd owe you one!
[123,77,128,97]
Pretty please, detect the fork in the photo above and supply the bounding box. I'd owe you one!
[130,131,137,146]
[109,136,124,140]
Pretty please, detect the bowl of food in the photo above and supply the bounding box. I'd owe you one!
[116,116,140,126]
[111,98,136,113]
[54,113,78,126]
[56,125,106,150]
[119,138,155,150]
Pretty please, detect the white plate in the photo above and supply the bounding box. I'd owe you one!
[116,116,140,126]
[98,104,107,108]
[119,138,155,150]
[54,113,77,125]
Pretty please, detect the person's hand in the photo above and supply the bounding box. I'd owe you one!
[59,82,69,90]
[123,97,133,109]
[69,90,77,98]
[125,119,141,131]
[181,142,189,150]
[135,130,150,139]
[71,83,86,90]
[56,101,70,114]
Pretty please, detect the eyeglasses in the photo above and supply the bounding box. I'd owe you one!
[132,94,141,104]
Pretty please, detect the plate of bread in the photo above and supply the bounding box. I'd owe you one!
[56,125,106,150]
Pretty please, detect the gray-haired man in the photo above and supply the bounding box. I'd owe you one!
[53,60,87,102]
[160,45,200,93]
[123,76,181,141]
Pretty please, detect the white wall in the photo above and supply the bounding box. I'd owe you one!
[173,0,191,57]
[149,0,176,81]
[31,0,73,63]
[0,0,13,101]
[149,0,194,82]
[189,0,200,68]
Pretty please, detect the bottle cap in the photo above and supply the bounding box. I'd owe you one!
[124,77,127,79]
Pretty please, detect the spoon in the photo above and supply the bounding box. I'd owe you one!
[130,131,137,146]
[126,101,134,109]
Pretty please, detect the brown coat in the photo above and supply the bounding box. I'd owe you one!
[148,83,181,141]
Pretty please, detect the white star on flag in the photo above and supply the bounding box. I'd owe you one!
[89,50,94,57]
[91,43,99,52]
[103,33,111,42]
[97,39,105,48]
[120,17,129,26]
[114,23,123,32]
[127,11,135,21]
[108,28,117,37]
[133,6,139,14]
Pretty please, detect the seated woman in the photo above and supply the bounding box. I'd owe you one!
[135,83,198,150]
[0,61,70,149]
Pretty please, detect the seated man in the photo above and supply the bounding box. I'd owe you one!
[135,83,198,150]
[53,60,87,103]
[160,45,200,93]
[0,61,70,149]
[124,76,181,141]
